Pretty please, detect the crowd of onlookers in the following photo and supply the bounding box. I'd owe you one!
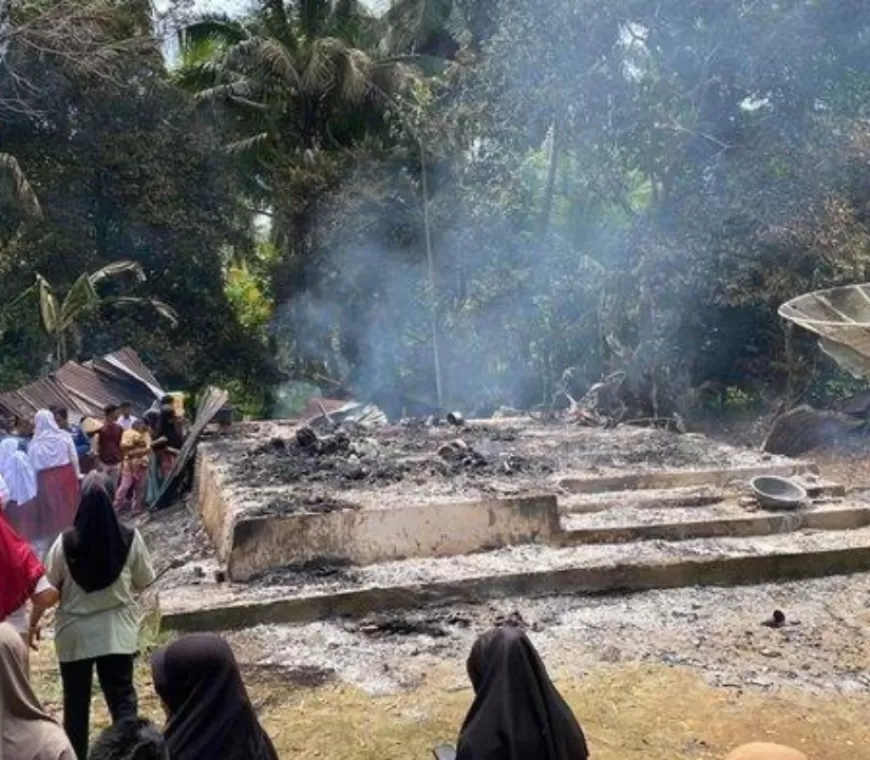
[1,397,185,551]
[0,402,810,759]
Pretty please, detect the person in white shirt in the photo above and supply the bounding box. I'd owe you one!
[118,401,138,432]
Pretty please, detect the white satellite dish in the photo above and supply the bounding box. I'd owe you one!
[779,284,870,378]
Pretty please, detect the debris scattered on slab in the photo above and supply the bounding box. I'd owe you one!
[447,411,465,427]
[762,610,786,629]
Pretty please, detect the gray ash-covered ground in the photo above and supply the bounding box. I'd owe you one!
[231,421,556,493]
[230,573,870,697]
[218,419,779,499]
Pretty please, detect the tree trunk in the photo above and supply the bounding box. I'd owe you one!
[540,119,561,237]
[420,146,444,408]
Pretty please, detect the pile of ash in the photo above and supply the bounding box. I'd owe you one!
[235,422,553,491]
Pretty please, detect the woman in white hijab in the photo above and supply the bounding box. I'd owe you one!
[0,622,76,759]
[28,410,81,551]
[0,436,39,544]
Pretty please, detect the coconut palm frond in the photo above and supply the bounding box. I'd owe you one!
[256,38,302,89]
[336,48,373,102]
[195,78,259,105]
[261,0,293,46]
[224,132,271,155]
[0,153,42,218]
[182,15,250,47]
[303,37,352,92]
[223,36,275,75]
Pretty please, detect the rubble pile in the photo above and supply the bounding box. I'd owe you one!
[240,419,550,495]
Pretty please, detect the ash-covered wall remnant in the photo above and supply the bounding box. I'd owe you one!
[192,417,801,581]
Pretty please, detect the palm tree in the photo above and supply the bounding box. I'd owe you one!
[31,261,177,365]
[176,1,412,304]
[177,1,407,164]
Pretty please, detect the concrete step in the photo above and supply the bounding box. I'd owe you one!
[557,462,819,494]
[558,477,845,515]
[559,502,870,545]
[159,523,870,633]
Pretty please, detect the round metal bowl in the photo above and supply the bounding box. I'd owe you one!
[750,475,808,510]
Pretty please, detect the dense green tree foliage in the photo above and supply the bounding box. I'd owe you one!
[1,0,869,417]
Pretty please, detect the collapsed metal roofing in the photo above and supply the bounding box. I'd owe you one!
[0,347,165,423]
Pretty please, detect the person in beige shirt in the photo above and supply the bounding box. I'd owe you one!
[0,622,76,759]
[31,472,155,760]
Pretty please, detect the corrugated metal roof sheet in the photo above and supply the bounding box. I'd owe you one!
[18,377,84,414]
[55,362,118,415]
[0,376,90,422]
[0,392,34,421]
[105,347,163,391]
[0,347,165,424]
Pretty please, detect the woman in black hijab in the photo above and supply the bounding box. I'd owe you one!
[32,472,156,759]
[456,625,589,760]
[150,633,278,760]
[62,473,131,592]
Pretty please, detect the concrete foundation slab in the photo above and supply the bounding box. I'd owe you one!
[159,523,870,631]
[195,420,806,581]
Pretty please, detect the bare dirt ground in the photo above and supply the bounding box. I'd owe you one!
[28,431,870,759]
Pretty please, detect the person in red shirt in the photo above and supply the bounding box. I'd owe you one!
[96,405,124,487]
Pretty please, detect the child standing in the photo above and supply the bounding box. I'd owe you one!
[114,420,151,514]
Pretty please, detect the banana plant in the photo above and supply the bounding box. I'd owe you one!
[32,261,177,365]
[0,152,41,217]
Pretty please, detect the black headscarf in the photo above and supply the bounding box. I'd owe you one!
[151,634,279,760]
[456,626,589,760]
[62,473,134,593]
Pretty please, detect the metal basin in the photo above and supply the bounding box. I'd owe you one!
[750,475,807,510]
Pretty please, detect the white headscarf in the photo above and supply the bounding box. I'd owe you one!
[0,438,37,504]
[28,410,73,472]
[0,472,9,507]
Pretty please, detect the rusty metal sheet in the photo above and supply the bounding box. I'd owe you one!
[61,348,164,415]
[105,347,162,388]
[16,377,89,419]
[0,347,165,425]
[0,392,34,422]
[99,347,164,399]
[55,362,118,415]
